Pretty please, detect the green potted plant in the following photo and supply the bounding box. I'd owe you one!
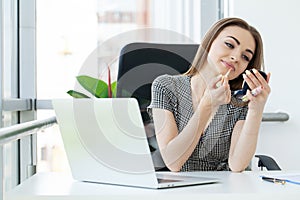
[67,66,117,98]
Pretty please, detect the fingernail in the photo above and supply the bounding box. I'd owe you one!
[242,95,249,102]
[253,68,258,73]
[242,74,247,79]
[245,70,251,75]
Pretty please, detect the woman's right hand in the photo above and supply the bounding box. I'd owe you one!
[203,74,231,108]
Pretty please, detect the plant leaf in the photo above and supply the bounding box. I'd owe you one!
[77,75,108,98]
[67,90,90,98]
[111,81,117,98]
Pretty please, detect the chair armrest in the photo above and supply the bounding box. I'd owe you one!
[255,155,281,170]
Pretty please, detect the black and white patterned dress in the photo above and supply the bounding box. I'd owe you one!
[148,74,248,171]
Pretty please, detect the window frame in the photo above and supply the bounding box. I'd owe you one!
[0,0,37,193]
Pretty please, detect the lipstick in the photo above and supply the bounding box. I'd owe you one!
[224,68,231,78]
[216,69,231,88]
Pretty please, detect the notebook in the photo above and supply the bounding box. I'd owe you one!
[52,98,219,189]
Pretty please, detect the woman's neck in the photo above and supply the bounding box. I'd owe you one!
[192,62,219,87]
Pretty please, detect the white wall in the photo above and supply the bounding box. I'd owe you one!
[229,0,300,170]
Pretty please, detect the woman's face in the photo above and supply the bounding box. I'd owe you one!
[207,26,256,79]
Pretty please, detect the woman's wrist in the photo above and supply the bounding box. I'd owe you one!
[248,102,266,113]
[199,94,213,111]
[198,95,221,121]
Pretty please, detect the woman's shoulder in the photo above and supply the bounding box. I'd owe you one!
[153,74,173,83]
[153,74,189,86]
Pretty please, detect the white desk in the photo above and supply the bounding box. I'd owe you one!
[6,171,300,200]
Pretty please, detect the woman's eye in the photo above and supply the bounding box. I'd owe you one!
[225,42,234,48]
[242,55,250,62]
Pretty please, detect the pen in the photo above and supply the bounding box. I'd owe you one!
[261,176,286,185]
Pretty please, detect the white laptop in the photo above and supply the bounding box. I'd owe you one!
[52,98,219,189]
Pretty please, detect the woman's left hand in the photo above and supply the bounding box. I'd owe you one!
[242,69,271,111]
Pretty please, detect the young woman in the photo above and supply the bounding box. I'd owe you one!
[148,17,271,172]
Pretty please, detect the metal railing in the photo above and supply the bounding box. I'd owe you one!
[0,116,57,145]
[262,112,289,122]
[0,111,289,145]
[0,112,289,145]
[0,116,57,200]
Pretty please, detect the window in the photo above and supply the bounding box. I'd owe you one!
[1,0,20,191]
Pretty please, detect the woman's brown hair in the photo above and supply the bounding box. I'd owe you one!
[185,17,264,90]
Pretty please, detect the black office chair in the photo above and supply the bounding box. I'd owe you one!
[117,42,281,171]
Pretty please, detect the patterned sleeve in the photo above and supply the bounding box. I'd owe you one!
[147,75,176,114]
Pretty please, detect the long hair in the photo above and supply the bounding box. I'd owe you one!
[185,17,264,90]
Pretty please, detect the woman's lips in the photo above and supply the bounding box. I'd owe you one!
[221,60,235,71]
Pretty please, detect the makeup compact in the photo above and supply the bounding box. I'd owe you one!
[233,69,268,101]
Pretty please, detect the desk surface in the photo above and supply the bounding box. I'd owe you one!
[6,171,300,200]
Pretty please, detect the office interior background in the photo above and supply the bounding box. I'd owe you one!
[1,0,300,194]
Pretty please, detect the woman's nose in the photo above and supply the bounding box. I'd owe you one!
[230,55,237,61]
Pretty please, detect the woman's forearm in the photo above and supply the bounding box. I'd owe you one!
[229,109,263,172]
[159,97,213,171]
